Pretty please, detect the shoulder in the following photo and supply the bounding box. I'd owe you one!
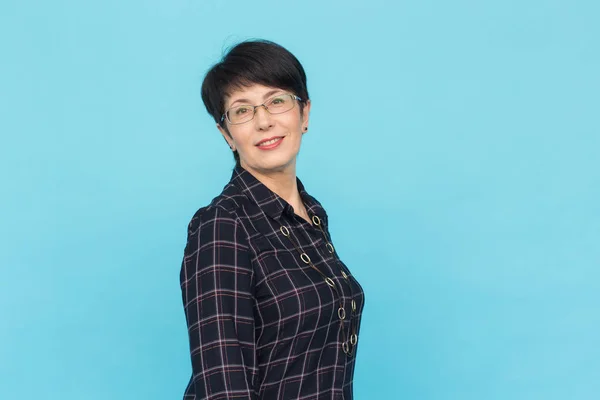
[186,181,250,238]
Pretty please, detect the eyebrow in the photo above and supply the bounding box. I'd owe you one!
[228,89,284,108]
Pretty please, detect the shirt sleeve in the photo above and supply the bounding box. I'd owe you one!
[180,206,257,400]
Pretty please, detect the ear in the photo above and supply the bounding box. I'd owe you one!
[217,123,235,150]
[302,99,312,128]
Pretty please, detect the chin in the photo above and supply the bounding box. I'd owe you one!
[251,154,297,173]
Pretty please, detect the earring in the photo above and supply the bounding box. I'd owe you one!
[304,126,308,131]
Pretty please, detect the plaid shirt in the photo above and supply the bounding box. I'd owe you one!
[180,165,365,400]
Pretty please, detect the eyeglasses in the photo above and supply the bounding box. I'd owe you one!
[221,93,303,125]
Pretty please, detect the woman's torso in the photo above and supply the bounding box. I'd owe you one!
[186,166,365,399]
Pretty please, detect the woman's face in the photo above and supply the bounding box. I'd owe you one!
[217,83,311,175]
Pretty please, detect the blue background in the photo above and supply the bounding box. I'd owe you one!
[1,0,599,399]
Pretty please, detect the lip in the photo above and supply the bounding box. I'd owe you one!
[256,136,284,150]
[256,136,284,146]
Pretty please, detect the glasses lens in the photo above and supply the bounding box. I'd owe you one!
[227,105,254,124]
[266,94,294,114]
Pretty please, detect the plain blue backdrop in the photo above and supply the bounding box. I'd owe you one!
[1,1,599,399]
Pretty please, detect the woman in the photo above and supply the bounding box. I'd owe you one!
[180,39,365,400]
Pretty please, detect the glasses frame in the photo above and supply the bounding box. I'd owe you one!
[220,93,303,125]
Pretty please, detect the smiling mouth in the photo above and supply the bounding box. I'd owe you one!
[256,137,284,147]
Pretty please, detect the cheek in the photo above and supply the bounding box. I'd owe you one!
[229,128,252,148]
[284,113,303,130]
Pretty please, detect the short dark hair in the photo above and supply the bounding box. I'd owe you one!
[201,39,309,166]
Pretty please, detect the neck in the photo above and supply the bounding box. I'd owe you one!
[241,160,303,211]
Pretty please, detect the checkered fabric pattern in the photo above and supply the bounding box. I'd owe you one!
[180,165,365,399]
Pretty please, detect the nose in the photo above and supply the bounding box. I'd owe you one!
[253,105,274,130]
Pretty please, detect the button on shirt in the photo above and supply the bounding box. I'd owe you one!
[180,165,365,400]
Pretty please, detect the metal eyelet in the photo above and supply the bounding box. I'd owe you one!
[342,341,350,354]
[326,243,335,253]
[350,334,358,345]
[341,271,348,279]
[325,277,335,288]
[351,299,356,312]
[311,215,321,226]
[338,307,346,320]
[280,226,290,237]
[300,253,311,264]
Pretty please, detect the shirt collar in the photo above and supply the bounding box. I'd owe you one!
[230,165,327,222]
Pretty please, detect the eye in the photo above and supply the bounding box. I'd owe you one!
[235,106,250,115]
[271,96,286,105]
